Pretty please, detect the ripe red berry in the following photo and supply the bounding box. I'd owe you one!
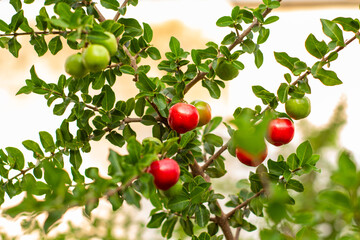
[266,118,295,146]
[168,103,199,134]
[236,146,268,167]
[148,158,180,190]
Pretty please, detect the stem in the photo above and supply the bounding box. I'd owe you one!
[235,227,241,240]
[184,1,282,95]
[113,0,131,21]
[0,30,70,37]
[92,2,106,22]
[225,189,265,219]
[201,141,229,171]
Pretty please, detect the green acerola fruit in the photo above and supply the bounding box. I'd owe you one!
[285,96,311,120]
[215,57,239,81]
[64,53,88,78]
[82,44,110,73]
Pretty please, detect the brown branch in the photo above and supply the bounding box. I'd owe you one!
[113,0,131,21]
[0,30,70,37]
[184,1,281,95]
[225,189,265,219]
[201,141,229,171]
[235,227,241,240]
[92,2,106,22]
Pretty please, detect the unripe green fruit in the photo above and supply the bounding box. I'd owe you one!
[82,44,110,73]
[215,57,239,81]
[285,96,311,120]
[161,181,183,198]
[64,53,88,78]
[193,100,212,127]
[90,31,118,56]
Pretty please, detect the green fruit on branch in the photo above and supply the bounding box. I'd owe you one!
[90,31,118,56]
[64,53,88,78]
[285,96,311,120]
[215,57,239,81]
[82,44,110,73]
[194,100,212,127]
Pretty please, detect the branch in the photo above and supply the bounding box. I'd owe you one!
[113,0,131,21]
[225,189,265,219]
[92,2,106,22]
[201,141,229,171]
[184,1,281,95]
[0,30,70,37]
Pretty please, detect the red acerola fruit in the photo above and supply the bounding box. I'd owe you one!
[168,103,199,134]
[236,146,268,167]
[266,118,295,146]
[148,158,180,190]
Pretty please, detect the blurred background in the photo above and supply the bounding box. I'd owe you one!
[0,0,359,239]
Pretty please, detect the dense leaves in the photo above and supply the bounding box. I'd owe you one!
[0,0,359,239]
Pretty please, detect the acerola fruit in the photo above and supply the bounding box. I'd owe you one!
[285,96,311,120]
[82,44,110,73]
[90,31,118,56]
[266,118,295,146]
[148,158,180,191]
[64,53,88,78]
[215,57,239,81]
[194,100,212,127]
[236,146,268,167]
[161,180,183,198]
[168,103,199,134]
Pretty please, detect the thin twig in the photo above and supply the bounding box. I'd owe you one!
[113,0,131,21]
[225,189,265,219]
[201,141,229,171]
[184,1,282,95]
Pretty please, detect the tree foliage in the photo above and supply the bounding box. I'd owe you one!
[0,0,359,239]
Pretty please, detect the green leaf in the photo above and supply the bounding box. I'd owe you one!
[101,85,116,111]
[216,16,233,27]
[100,0,119,10]
[311,62,342,86]
[169,36,181,57]
[108,193,123,211]
[147,47,161,60]
[136,72,156,92]
[53,100,70,116]
[267,159,288,176]
[6,147,24,170]
[305,33,328,59]
[147,212,167,228]
[10,0,22,12]
[161,216,177,239]
[257,27,270,44]
[195,204,210,227]
[320,19,344,46]
[48,36,63,55]
[22,140,44,157]
[106,132,125,147]
[286,179,304,192]
[264,16,279,24]
[333,17,360,33]
[287,153,300,171]
[44,210,65,234]
[39,131,56,153]
[242,39,256,53]
[277,83,289,103]
[168,195,190,211]
[9,10,24,32]
[69,150,82,170]
[118,18,143,37]
[331,151,357,190]
[30,34,48,56]
[123,187,141,208]
[143,22,153,43]
[8,37,21,58]
[153,94,167,110]
[252,85,276,105]
[202,80,221,99]
[203,134,223,147]
[274,52,300,75]
[204,116,222,134]
[119,65,135,75]
[0,20,11,32]
[254,49,264,68]
[318,190,352,211]
[296,141,312,166]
